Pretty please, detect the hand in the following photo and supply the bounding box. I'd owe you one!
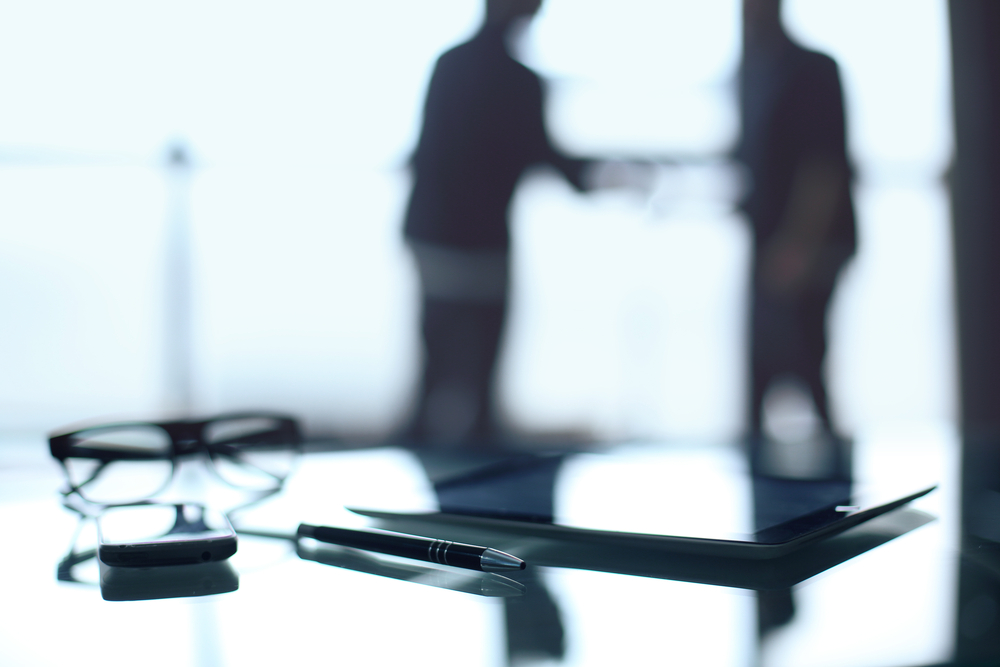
[582,160,658,195]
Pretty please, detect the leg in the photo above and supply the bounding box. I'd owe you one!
[410,295,507,444]
[466,298,507,441]
[406,243,511,445]
[797,280,837,433]
[749,280,790,437]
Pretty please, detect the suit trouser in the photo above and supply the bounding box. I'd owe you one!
[749,271,839,435]
[407,242,510,443]
[410,296,507,442]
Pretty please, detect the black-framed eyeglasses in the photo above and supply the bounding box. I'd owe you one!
[49,412,303,505]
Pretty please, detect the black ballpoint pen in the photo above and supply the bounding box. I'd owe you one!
[296,523,526,573]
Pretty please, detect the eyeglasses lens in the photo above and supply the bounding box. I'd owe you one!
[63,426,173,504]
[204,417,298,490]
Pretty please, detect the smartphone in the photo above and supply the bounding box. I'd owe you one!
[97,503,238,567]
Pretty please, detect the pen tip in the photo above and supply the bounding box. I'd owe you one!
[481,548,526,573]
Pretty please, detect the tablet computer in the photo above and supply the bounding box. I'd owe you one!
[351,441,936,560]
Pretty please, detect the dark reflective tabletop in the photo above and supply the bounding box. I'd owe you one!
[1,426,996,666]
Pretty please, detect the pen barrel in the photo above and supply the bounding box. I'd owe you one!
[305,525,487,570]
[425,541,487,570]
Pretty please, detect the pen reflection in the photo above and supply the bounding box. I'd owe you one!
[297,539,525,598]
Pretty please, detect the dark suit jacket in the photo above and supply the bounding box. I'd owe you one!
[404,24,589,252]
[736,38,857,265]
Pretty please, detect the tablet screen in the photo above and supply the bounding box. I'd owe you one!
[427,441,884,546]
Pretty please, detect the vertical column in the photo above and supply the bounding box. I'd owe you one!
[949,0,1000,661]
[163,142,194,414]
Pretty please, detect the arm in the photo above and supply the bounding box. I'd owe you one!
[520,71,594,190]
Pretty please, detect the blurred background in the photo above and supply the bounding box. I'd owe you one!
[0,0,953,441]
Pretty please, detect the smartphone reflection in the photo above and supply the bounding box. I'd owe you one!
[97,558,239,601]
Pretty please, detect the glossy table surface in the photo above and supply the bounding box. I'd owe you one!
[0,425,995,667]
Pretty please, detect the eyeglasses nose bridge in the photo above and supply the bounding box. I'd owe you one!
[174,437,203,454]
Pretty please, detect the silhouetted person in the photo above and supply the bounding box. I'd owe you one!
[736,0,856,440]
[402,0,595,446]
